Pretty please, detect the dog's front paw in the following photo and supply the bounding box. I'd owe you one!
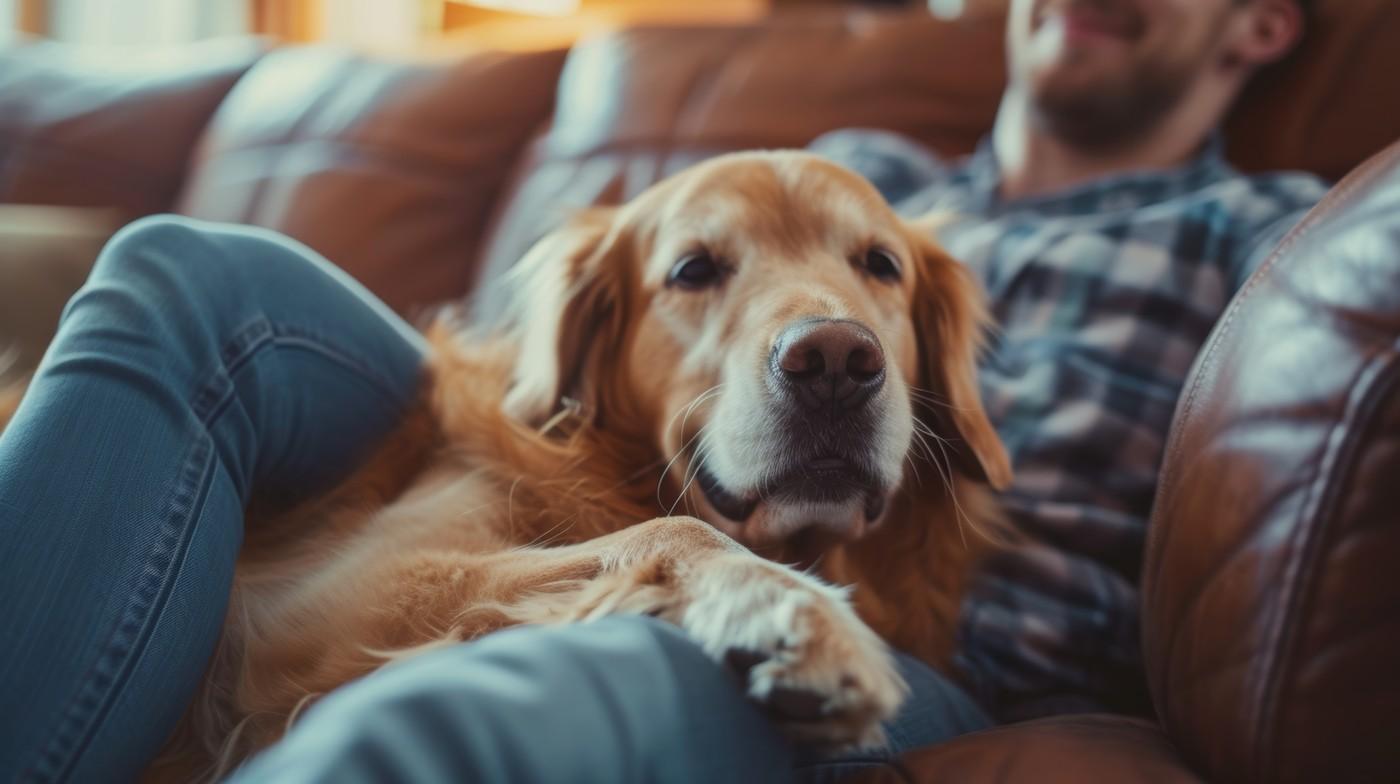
[676,555,907,749]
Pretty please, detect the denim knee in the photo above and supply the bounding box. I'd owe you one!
[89,215,203,285]
[73,215,239,339]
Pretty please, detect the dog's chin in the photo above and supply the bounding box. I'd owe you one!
[692,457,890,551]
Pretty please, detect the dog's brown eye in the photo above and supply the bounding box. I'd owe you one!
[863,248,902,282]
[668,252,724,290]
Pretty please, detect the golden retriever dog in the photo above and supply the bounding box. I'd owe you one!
[1,150,1013,781]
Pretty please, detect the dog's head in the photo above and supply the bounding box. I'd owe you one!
[503,151,1010,551]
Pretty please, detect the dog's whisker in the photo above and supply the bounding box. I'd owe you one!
[907,383,952,401]
[576,454,672,507]
[908,421,940,470]
[670,444,710,516]
[679,385,725,436]
[907,385,975,412]
[676,431,713,495]
[914,415,978,548]
[904,435,928,488]
[667,451,702,517]
[910,417,944,441]
[535,515,581,549]
[654,386,726,512]
[663,384,725,443]
[668,435,714,517]
[520,513,579,551]
[656,425,711,511]
[506,476,524,540]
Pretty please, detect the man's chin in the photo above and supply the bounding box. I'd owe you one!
[1031,74,1176,151]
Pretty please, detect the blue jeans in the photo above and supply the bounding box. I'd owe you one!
[0,216,990,783]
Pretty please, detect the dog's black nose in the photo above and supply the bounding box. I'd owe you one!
[772,319,885,414]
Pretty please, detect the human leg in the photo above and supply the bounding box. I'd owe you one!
[0,216,427,782]
[228,616,796,784]
[228,615,990,784]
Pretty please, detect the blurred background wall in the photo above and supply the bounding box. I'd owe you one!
[1,0,1006,49]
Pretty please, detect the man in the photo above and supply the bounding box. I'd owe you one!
[0,0,1326,782]
[812,0,1326,720]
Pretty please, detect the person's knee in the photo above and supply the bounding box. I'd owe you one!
[93,214,213,282]
[75,216,314,349]
[74,215,231,328]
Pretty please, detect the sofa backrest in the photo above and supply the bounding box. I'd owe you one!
[1143,138,1400,784]
[0,35,567,316]
[175,44,567,314]
[5,2,1400,316]
[472,11,1006,314]
[475,2,1400,301]
[0,37,264,219]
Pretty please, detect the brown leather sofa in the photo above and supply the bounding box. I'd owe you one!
[2,3,1399,782]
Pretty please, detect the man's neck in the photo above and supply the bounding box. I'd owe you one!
[992,86,1215,202]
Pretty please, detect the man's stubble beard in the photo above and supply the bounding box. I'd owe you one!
[1031,59,1197,152]
[1027,10,1232,154]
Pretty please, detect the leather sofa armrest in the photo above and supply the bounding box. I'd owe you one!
[844,715,1203,784]
[0,206,120,382]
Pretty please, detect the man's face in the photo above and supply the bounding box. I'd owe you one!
[1007,0,1244,149]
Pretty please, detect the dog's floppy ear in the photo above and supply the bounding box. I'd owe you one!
[906,217,1013,490]
[502,208,629,425]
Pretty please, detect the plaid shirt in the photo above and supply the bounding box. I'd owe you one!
[811,130,1328,720]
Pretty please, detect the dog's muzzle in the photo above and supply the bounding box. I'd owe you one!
[692,318,895,543]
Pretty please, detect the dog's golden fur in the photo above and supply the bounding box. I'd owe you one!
[1,152,1013,782]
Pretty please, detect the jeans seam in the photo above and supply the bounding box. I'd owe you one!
[27,434,217,784]
[194,318,412,427]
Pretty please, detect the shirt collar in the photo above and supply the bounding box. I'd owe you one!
[957,133,1235,217]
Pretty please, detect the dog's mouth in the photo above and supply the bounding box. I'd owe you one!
[693,453,888,526]
[695,460,759,522]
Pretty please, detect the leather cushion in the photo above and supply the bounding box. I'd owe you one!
[472,11,1007,308]
[845,715,1202,784]
[475,2,1400,298]
[176,45,567,313]
[0,38,265,217]
[1143,139,1400,783]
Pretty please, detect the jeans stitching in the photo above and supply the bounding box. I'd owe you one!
[27,435,216,783]
[265,330,409,407]
[195,318,412,426]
